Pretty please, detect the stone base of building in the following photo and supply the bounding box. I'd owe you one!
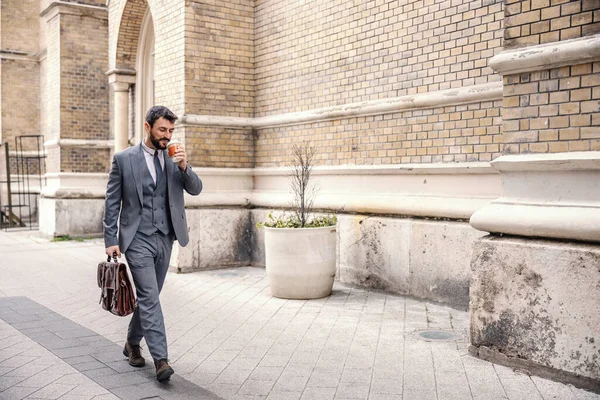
[171,208,256,273]
[470,236,600,389]
[337,215,485,309]
[38,197,104,238]
[179,208,484,308]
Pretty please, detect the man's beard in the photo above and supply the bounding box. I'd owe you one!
[150,136,169,150]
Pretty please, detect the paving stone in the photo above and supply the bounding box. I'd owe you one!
[367,394,403,400]
[266,391,302,400]
[238,380,276,396]
[335,382,370,399]
[401,389,438,400]
[2,235,599,400]
[272,375,308,392]
[299,387,336,400]
[369,379,403,395]
[0,385,39,400]
[3,362,49,377]
[214,368,253,385]
[25,382,76,399]
[0,374,27,390]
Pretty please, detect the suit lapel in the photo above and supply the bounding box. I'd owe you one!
[130,144,145,207]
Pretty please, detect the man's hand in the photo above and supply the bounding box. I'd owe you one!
[106,245,121,258]
[174,146,187,171]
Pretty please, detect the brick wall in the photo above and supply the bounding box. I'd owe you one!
[504,0,600,49]
[251,0,505,167]
[185,126,254,168]
[255,0,504,116]
[0,60,40,148]
[61,148,111,173]
[183,0,254,117]
[1,0,39,54]
[59,13,109,141]
[256,101,503,166]
[502,62,600,153]
[153,0,186,115]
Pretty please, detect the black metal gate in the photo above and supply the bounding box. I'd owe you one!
[0,135,46,230]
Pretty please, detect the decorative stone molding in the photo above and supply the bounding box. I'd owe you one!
[0,52,38,62]
[44,139,114,150]
[489,34,600,76]
[180,82,503,129]
[41,173,108,199]
[470,151,600,242]
[185,163,500,220]
[40,1,108,20]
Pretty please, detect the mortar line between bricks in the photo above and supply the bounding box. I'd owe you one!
[0,296,224,400]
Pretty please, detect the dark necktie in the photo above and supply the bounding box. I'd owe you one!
[153,151,162,184]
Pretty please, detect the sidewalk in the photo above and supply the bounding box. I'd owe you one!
[0,229,598,400]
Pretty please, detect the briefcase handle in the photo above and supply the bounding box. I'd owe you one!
[107,252,118,263]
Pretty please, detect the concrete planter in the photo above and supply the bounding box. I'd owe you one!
[264,226,337,299]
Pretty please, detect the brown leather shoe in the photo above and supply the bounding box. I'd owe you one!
[155,359,174,382]
[122,342,145,367]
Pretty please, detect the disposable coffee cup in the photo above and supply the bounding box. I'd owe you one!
[167,140,182,163]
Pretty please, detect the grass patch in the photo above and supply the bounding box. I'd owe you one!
[51,235,85,242]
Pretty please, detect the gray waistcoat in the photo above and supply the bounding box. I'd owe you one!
[137,162,172,236]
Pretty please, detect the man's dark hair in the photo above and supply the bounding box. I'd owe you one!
[145,106,178,127]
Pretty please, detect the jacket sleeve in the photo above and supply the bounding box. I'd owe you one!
[180,164,203,196]
[103,155,123,247]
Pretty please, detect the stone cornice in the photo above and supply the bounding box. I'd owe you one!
[44,139,114,150]
[180,82,503,129]
[0,51,38,62]
[489,34,600,75]
[185,163,501,220]
[470,151,600,242]
[40,1,108,20]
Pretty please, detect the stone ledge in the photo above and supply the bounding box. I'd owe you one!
[180,82,502,129]
[185,163,500,220]
[470,152,600,242]
[490,34,600,75]
[40,1,108,20]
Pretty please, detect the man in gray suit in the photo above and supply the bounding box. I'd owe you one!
[103,105,202,382]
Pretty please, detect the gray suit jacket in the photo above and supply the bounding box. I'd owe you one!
[103,143,202,253]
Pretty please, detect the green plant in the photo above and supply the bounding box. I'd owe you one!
[257,141,337,229]
[51,235,85,242]
[257,212,337,229]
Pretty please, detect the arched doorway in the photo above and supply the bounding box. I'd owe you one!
[110,0,154,151]
[134,9,154,144]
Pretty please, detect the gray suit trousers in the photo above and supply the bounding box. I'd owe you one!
[125,231,174,361]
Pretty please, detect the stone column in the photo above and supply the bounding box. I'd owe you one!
[38,1,110,238]
[106,70,136,152]
[468,3,600,390]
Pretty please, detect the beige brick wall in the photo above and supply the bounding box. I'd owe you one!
[251,0,505,167]
[1,0,39,54]
[502,62,600,153]
[505,0,600,49]
[113,0,147,71]
[153,0,186,115]
[185,126,254,168]
[255,0,504,116]
[255,101,503,167]
[0,60,40,148]
[61,148,111,173]
[59,13,109,141]
[183,0,254,117]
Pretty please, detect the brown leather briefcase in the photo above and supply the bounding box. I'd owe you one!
[97,254,137,317]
